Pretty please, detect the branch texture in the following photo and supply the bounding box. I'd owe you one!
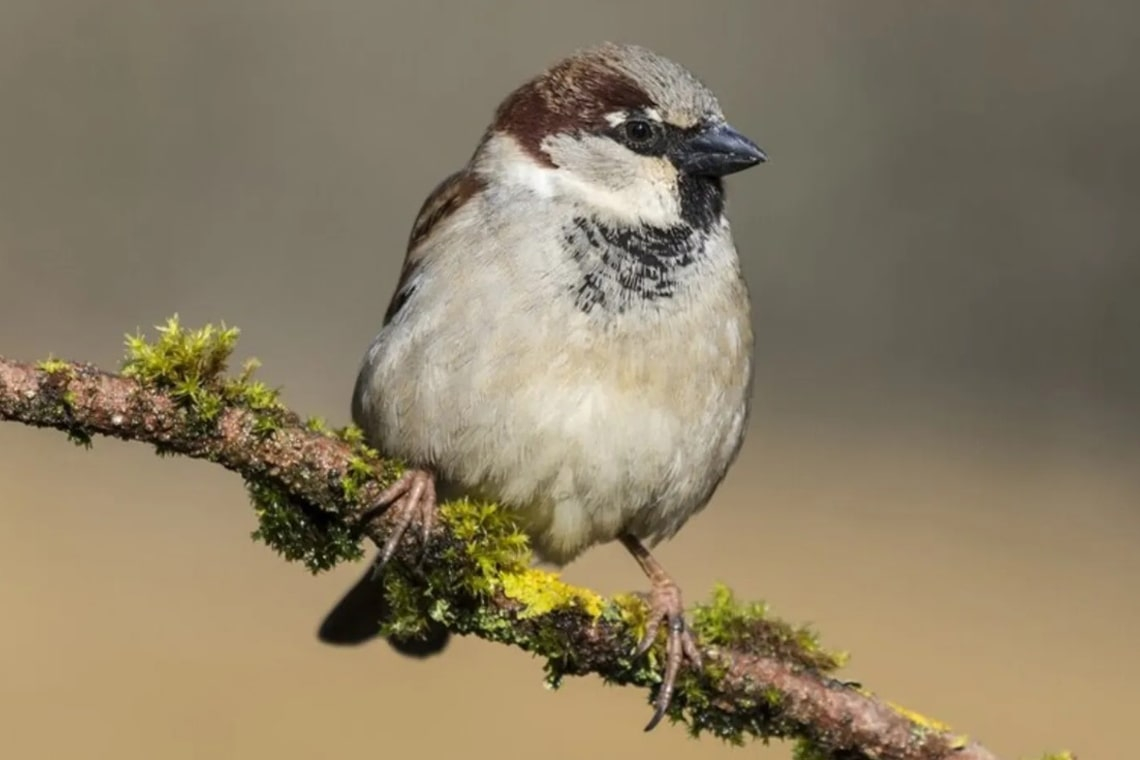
[0,323,1059,760]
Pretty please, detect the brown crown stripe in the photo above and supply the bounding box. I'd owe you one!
[493,57,654,168]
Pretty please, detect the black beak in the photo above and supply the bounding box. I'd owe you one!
[672,122,767,177]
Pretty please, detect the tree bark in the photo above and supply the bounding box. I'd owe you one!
[0,352,1048,760]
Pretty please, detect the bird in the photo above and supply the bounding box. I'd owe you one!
[318,41,765,731]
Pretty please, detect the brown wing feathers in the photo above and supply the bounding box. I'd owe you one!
[382,170,484,326]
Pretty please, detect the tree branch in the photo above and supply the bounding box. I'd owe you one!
[0,321,1069,760]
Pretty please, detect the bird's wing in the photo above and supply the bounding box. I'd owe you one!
[382,169,485,325]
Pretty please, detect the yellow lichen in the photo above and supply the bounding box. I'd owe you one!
[884,700,952,732]
[501,567,604,619]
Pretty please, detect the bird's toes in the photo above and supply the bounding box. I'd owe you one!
[371,468,439,571]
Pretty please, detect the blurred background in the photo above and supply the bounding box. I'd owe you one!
[1,2,1136,758]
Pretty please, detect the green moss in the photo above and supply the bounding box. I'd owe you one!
[614,585,851,742]
[66,426,93,449]
[377,500,853,737]
[246,477,365,573]
[439,498,604,620]
[607,592,647,624]
[36,356,73,376]
[334,423,367,446]
[791,739,832,760]
[367,519,852,742]
[340,455,380,504]
[123,315,236,392]
[250,442,395,573]
[378,570,436,640]
[692,584,846,673]
[365,497,623,689]
[34,356,91,447]
[118,316,366,570]
[328,424,394,505]
[439,498,531,594]
[598,593,666,685]
[121,315,285,427]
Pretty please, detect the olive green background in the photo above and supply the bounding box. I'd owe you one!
[1,2,1136,758]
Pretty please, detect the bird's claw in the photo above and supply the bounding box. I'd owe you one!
[632,579,702,732]
[367,468,438,578]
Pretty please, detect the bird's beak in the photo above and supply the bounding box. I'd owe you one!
[672,122,767,177]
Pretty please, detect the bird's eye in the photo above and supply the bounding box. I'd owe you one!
[621,119,658,146]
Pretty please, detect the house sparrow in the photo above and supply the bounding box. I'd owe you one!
[319,42,764,730]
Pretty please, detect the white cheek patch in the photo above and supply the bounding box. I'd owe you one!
[477,133,561,198]
[501,155,558,198]
[560,167,681,227]
[541,134,682,226]
[479,131,683,226]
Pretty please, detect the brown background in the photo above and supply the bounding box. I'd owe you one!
[1,2,1137,758]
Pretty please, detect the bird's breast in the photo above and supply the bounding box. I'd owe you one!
[361,205,752,564]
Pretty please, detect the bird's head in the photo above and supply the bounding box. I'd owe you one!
[477,42,766,230]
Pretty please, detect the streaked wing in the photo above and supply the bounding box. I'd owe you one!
[383,170,484,325]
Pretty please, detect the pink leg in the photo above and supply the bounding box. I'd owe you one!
[620,533,702,732]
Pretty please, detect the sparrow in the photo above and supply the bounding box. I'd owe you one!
[319,41,765,730]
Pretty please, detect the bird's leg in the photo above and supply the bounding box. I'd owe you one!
[619,532,703,732]
[367,467,438,573]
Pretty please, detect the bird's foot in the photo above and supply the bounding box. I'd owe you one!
[619,533,703,731]
[632,575,702,732]
[367,467,438,574]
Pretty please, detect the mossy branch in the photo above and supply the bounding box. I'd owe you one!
[0,318,1071,760]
